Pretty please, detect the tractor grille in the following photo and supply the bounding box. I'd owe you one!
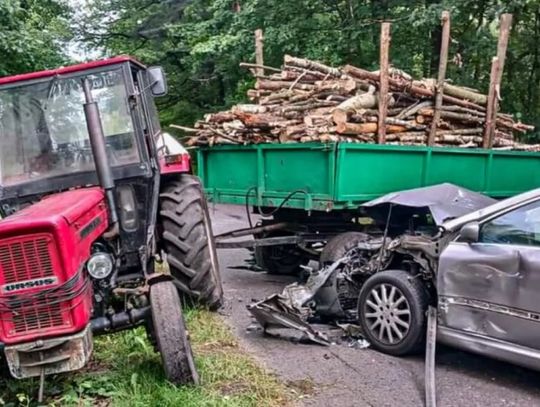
[12,301,65,334]
[0,234,71,336]
[0,235,55,284]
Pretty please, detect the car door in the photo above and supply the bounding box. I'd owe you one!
[438,199,540,349]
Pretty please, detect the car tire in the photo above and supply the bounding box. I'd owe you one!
[357,270,428,356]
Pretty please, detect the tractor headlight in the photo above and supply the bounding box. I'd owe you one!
[87,253,114,280]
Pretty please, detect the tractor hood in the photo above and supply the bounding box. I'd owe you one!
[0,188,106,235]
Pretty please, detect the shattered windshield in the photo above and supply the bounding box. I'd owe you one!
[0,68,139,187]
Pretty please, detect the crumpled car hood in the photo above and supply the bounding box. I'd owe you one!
[362,182,497,226]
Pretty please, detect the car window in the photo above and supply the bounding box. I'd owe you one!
[480,200,540,246]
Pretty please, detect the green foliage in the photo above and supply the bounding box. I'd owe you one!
[80,0,540,139]
[0,0,73,76]
[0,309,289,406]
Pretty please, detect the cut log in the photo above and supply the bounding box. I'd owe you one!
[343,65,486,111]
[204,112,237,123]
[436,128,483,136]
[279,100,338,114]
[260,90,296,104]
[280,70,321,82]
[416,79,487,106]
[396,101,433,119]
[336,122,407,135]
[314,79,357,93]
[443,83,487,105]
[385,132,427,142]
[232,104,269,114]
[190,52,535,150]
[256,80,315,91]
[284,55,342,77]
[332,87,378,124]
[240,62,281,73]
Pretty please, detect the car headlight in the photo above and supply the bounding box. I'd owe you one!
[87,253,114,279]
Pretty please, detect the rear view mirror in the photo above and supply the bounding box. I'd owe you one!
[148,66,168,97]
[460,222,480,243]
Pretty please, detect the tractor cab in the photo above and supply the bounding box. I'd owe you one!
[0,58,162,248]
[0,57,222,396]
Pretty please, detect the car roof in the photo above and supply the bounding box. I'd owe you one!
[0,56,146,87]
[443,187,540,232]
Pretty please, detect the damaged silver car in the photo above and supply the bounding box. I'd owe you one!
[251,183,540,370]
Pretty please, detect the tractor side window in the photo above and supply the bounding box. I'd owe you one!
[480,200,540,246]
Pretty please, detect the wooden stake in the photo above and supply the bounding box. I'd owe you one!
[485,14,512,148]
[377,22,391,144]
[428,11,451,146]
[495,14,512,85]
[483,57,500,148]
[255,29,264,77]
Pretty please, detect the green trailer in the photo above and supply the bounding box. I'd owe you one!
[197,142,540,273]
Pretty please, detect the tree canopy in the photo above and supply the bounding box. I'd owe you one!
[0,0,73,76]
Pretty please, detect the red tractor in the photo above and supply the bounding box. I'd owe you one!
[0,57,222,395]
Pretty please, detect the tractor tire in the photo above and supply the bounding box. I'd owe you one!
[150,281,199,385]
[159,175,223,310]
[357,270,429,356]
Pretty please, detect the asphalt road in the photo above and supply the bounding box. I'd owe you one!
[211,204,540,407]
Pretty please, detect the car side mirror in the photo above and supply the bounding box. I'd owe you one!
[148,66,168,97]
[460,222,480,243]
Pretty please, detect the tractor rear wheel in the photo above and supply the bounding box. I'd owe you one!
[150,281,199,385]
[159,175,223,309]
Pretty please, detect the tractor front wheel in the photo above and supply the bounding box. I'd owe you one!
[150,280,199,385]
[159,175,223,309]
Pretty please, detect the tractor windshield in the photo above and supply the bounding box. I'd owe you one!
[0,68,139,187]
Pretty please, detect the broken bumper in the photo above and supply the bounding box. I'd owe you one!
[4,325,93,379]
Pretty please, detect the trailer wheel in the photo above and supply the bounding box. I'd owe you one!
[314,232,371,317]
[254,232,308,275]
[320,232,371,265]
[150,281,199,385]
[357,270,428,356]
[159,175,223,310]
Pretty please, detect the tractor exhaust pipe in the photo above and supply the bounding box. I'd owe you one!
[82,79,119,234]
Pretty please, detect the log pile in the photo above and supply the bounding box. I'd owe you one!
[185,55,536,150]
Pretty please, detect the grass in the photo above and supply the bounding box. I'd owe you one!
[0,309,291,407]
